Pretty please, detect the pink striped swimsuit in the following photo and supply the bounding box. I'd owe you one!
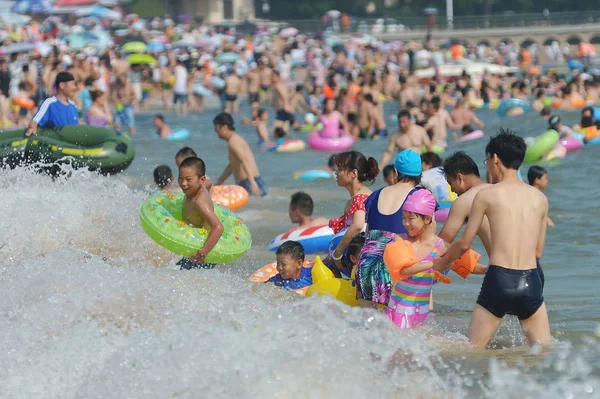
[386,238,444,329]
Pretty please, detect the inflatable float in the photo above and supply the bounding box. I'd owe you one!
[559,135,584,152]
[250,256,359,306]
[497,98,532,117]
[193,84,213,97]
[268,225,335,254]
[307,134,353,151]
[456,130,484,143]
[164,129,190,141]
[139,192,251,264]
[524,130,559,164]
[211,185,249,211]
[434,201,452,223]
[293,169,333,182]
[267,139,306,153]
[0,125,135,174]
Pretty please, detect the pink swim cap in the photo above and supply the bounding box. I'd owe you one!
[403,189,438,217]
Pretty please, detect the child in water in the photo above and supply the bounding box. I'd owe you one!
[267,127,287,151]
[288,191,330,229]
[267,241,312,290]
[177,157,224,270]
[154,114,172,138]
[387,189,447,329]
[153,165,179,192]
[528,165,555,228]
[175,147,213,190]
[346,236,366,278]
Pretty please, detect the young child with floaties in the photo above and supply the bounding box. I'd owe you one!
[177,157,224,270]
[386,189,447,329]
[267,241,313,290]
[528,165,555,228]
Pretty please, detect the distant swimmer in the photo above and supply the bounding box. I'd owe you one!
[434,130,551,350]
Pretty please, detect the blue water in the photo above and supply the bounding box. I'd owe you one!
[1,99,598,397]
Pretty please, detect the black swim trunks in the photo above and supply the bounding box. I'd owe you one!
[275,109,295,124]
[477,265,544,320]
[177,258,216,270]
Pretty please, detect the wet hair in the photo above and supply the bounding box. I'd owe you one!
[154,114,165,122]
[540,106,551,117]
[276,240,305,261]
[364,93,374,103]
[213,112,235,130]
[382,164,396,179]
[295,84,304,92]
[347,236,366,260]
[527,165,547,185]
[581,116,594,128]
[397,109,411,120]
[84,76,95,87]
[421,152,443,168]
[462,124,474,134]
[334,151,379,184]
[290,191,314,216]
[485,128,527,170]
[442,151,480,178]
[18,81,27,91]
[430,95,441,110]
[90,88,104,102]
[257,108,267,118]
[179,156,206,177]
[327,154,336,169]
[153,165,173,188]
[175,147,197,161]
[274,127,286,139]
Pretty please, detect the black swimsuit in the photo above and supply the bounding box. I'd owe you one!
[477,265,544,320]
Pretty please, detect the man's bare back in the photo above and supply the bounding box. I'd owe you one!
[228,134,260,182]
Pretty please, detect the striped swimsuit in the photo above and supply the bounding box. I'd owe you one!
[386,238,443,329]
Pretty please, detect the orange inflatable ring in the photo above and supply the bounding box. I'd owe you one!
[13,97,34,110]
[249,259,314,295]
[571,97,585,109]
[452,249,481,279]
[211,185,249,211]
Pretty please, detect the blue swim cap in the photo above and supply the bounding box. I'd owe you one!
[394,149,422,177]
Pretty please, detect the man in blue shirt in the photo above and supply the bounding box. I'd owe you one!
[26,71,79,137]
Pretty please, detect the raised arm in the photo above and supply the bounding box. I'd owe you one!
[434,191,488,271]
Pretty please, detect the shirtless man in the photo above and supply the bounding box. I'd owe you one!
[356,92,372,139]
[289,85,311,129]
[434,130,551,350]
[438,152,493,271]
[258,60,272,104]
[111,73,137,135]
[111,52,130,76]
[213,112,267,197]
[288,191,330,229]
[425,96,460,146]
[224,71,241,114]
[272,71,294,133]
[178,157,224,270]
[379,109,432,168]
[246,64,260,105]
[450,98,485,140]
[367,93,387,138]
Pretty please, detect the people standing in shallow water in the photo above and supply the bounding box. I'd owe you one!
[213,112,267,197]
[326,151,379,278]
[356,149,422,307]
[177,157,224,270]
[434,130,551,349]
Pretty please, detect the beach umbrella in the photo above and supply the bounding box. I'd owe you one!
[12,0,53,14]
[215,52,240,63]
[280,27,298,38]
[0,42,36,54]
[128,54,157,65]
[146,41,164,52]
[75,5,122,20]
[122,41,147,53]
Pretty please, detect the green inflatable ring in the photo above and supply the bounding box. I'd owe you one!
[300,123,323,132]
[422,144,446,154]
[524,129,559,164]
[139,192,252,264]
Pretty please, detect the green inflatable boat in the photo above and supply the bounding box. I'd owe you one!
[0,125,135,174]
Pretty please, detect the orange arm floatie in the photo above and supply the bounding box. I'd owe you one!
[451,249,481,279]
[383,240,419,284]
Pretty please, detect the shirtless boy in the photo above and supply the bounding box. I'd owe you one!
[213,112,267,197]
[224,71,242,114]
[289,192,330,229]
[450,98,485,141]
[379,109,432,169]
[175,147,213,191]
[424,96,460,146]
[177,157,224,270]
[434,130,551,349]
